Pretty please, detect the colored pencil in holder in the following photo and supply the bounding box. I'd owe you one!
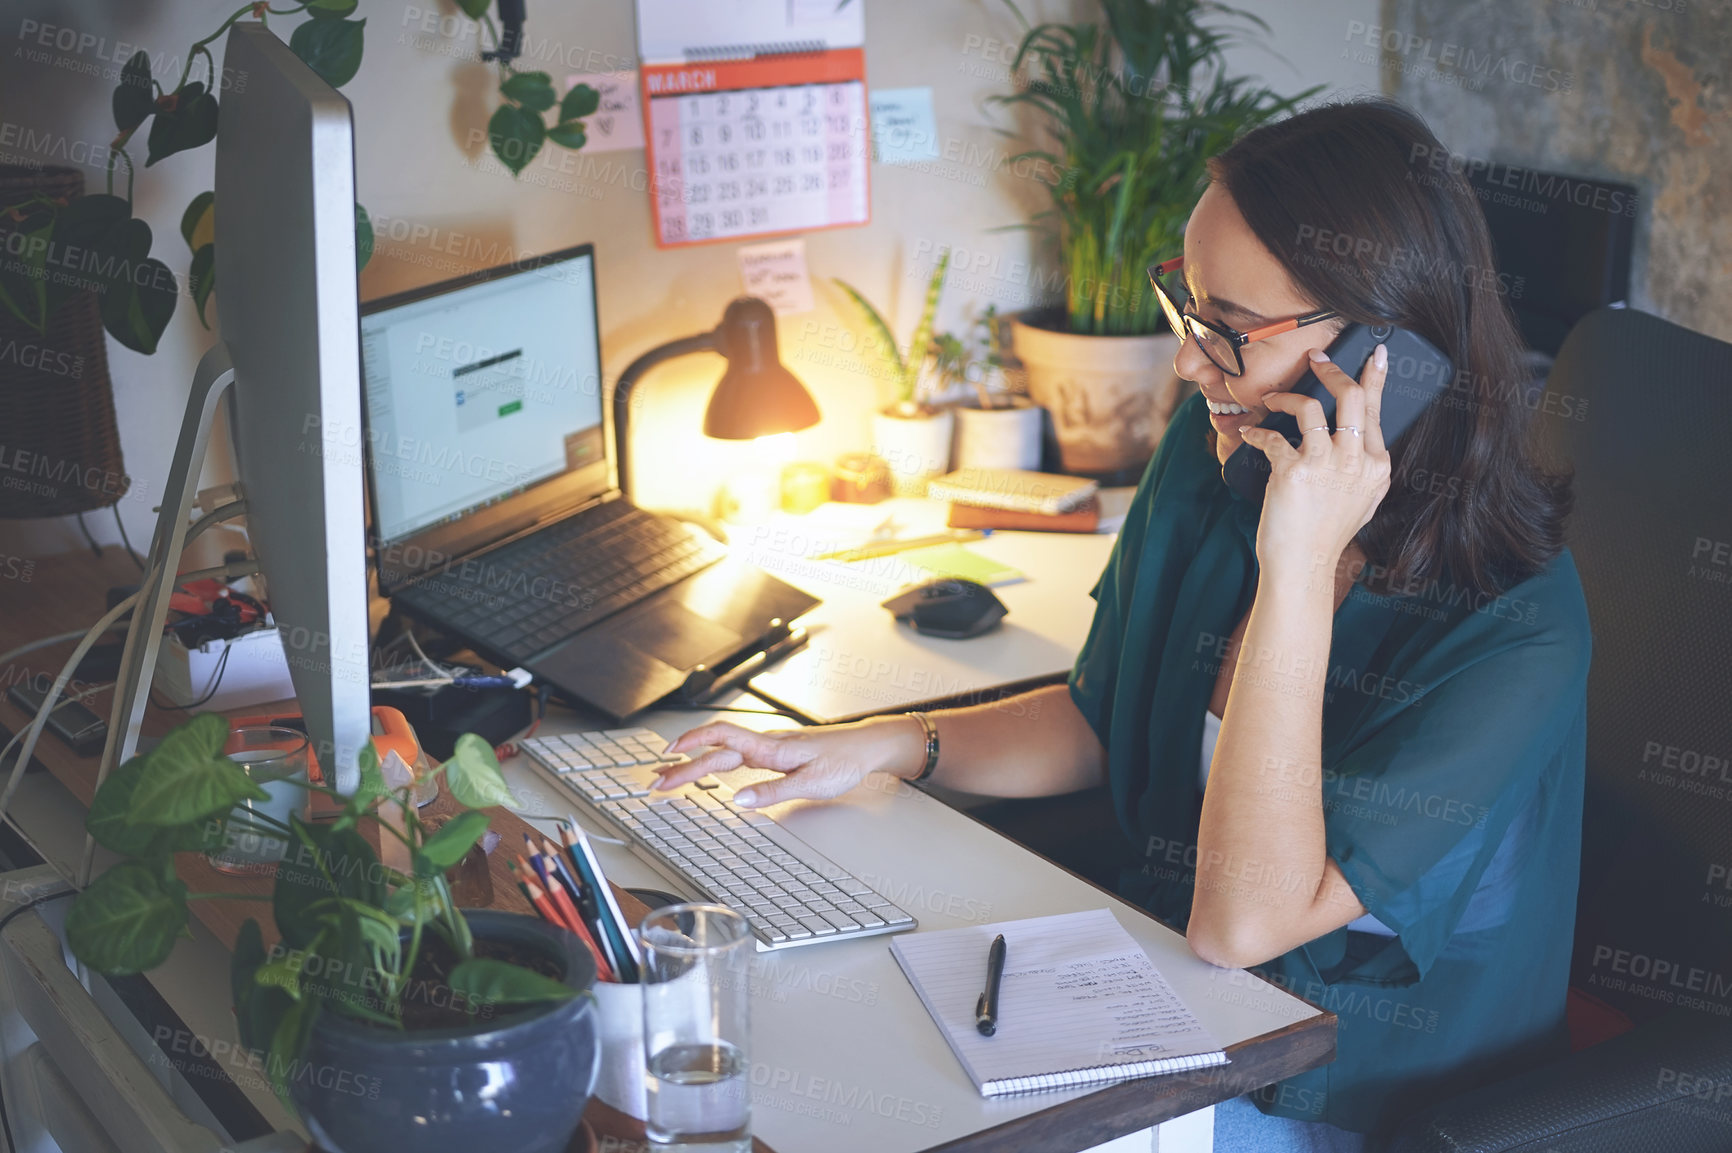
[533,841,630,976]
[513,858,615,982]
[561,819,642,981]
[540,836,587,906]
[511,863,564,927]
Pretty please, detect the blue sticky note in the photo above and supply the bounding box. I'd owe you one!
[870,87,940,165]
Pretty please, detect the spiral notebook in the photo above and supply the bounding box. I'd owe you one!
[890,909,1227,1097]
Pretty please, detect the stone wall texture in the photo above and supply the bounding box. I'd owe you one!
[1379,0,1731,343]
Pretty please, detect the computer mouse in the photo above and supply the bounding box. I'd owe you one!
[881,578,1008,639]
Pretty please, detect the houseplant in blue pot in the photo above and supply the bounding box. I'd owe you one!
[64,712,599,1153]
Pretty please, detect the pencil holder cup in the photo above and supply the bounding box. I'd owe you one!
[592,979,648,1119]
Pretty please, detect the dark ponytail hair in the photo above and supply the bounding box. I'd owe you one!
[1207,97,1571,599]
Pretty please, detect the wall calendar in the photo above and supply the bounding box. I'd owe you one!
[636,1,870,249]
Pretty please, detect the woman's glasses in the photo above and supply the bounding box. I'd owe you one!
[1148,256,1338,377]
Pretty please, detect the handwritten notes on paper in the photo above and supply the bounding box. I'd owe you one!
[737,238,815,316]
[869,87,939,165]
[890,909,1227,1095]
[563,71,644,152]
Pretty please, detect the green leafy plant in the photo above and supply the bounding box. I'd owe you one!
[834,249,952,414]
[66,712,576,1110]
[457,0,601,177]
[932,304,1018,409]
[0,2,376,355]
[994,0,1318,336]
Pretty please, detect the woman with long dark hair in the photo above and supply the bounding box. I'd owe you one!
[656,98,1590,1148]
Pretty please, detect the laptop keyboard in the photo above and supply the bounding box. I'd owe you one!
[394,502,726,662]
[520,729,919,950]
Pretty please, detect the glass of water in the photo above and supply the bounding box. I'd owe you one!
[205,726,311,875]
[638,903,752,1152]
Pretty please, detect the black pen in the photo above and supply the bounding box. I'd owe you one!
[975,934,1006,1036]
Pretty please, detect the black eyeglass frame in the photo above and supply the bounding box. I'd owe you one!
[1148,256,1339,377]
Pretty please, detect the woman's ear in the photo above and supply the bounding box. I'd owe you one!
[1315,316,1349,350]
[1276,318,1348,390]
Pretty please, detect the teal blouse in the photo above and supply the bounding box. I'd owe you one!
[1069,390,1592,1135]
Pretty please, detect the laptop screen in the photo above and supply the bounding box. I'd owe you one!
[360,248,604,547]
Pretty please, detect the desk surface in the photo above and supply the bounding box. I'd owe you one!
[0,547,1333,1153]
[513,703,1333,1153]
[734,498,1120,723]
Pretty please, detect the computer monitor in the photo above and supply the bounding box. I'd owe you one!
[214,23,370,790]
[358,246,606,588]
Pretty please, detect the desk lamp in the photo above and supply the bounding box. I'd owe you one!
[612,297,820,499]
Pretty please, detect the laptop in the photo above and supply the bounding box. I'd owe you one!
[359,243,817,719]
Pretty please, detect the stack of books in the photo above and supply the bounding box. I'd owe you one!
[928,468,1102,533]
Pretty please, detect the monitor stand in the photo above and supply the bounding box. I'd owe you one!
[79,344,249,885]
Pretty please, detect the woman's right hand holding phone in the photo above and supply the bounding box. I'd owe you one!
[653,717,925,809]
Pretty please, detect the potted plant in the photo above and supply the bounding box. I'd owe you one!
[64,712,599,1153]
[0,4,599,522]
[995,0,1317,482]
[934,305,1045,471]
[835,251,955,496]
[0,5,367,524]
[0,0,602,348]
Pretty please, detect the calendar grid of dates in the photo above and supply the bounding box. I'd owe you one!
[648,81,870,246]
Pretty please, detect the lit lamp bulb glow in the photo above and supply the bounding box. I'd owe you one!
[719,432,797,523]
[754,431,796,458]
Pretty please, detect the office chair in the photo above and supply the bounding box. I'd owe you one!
[1465,166,1636,358]
[1386,308,1732,1151]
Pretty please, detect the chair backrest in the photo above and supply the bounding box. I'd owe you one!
[1543,307,1732,1025]
[1468,165,1636,356]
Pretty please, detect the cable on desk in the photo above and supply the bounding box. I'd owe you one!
[493,683,550,761]
[71,558,259,893]
[0,628,122,671]
[0,886,76,935]
[150,643,232,712]
[8,554,251,819]
[1,594,141,821]
[655,701,808,720]
[53,501,248,890]
[402,627,452,679]
[537,681,806,724]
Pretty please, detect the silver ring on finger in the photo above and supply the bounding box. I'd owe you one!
[1300,425,1328,435]
[1337,425,1363,436]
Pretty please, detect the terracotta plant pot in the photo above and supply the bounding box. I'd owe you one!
[1010,308,1185,483]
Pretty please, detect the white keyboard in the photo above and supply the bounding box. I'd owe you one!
[520,728,917,950]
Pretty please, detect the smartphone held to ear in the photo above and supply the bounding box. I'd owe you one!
[1221,323,1454,502]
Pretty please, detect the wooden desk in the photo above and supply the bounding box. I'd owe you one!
[3,550,1335,1153]
[0,549,153,808]
[0,552,744,1152]
[0,552,537,944]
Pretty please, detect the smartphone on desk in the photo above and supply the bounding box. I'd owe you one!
[5,682,107,758]
[1222,322,1454,502]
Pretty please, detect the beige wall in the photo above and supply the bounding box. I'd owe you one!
[0,0,1375,560]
